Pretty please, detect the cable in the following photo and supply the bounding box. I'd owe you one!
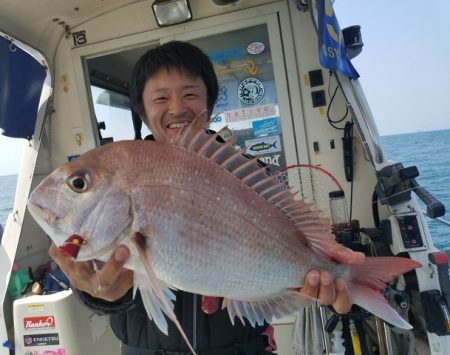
[327,72,349,130]
[371,190,380,228]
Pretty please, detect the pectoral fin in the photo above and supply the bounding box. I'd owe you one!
[133,233,197,355]
[133,260,175,334]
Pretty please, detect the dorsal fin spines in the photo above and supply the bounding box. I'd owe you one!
[186,128,207,151]
[210,136,239,164]
[220,149,248,171]
[240,165,268,184]
[230,155,259,176]
[172,119,347,261]
[196,130,222,156]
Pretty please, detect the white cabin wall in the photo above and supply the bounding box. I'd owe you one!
[287,0,377,228]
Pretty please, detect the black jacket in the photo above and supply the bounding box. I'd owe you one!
[75,289,272,354]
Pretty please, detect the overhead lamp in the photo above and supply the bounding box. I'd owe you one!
[152,0,192,27]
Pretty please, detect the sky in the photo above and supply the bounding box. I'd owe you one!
[1,0,450,176]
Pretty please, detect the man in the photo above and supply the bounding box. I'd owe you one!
[50,41,364,354]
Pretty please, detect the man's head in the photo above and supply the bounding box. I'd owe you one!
[130,41,218,120]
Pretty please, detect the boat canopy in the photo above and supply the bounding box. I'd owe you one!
[0,35,47,139]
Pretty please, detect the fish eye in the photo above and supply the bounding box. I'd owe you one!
[67,173,90,193]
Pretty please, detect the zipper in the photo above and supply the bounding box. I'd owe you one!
[193,293,197,350]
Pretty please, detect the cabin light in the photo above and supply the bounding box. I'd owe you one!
[151,0,192,27]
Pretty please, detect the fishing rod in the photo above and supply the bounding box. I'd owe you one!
[422,210,450,227]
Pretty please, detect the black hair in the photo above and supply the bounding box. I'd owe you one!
[130,41,218,120]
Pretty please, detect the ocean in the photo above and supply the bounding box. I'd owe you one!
[381,129,450,249]
[0,129,449,248]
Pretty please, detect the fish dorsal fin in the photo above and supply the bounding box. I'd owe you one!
[172,120,338,258]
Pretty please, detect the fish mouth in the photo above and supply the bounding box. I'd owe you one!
[27,200,56,225]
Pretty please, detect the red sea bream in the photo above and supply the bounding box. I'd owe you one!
[27,124,421,354]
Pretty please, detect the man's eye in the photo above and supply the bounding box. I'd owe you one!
[185,93,198,99]
[154,97,167,103]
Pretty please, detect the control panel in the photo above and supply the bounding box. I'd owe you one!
[389,213,427,254]
[397,214,424,248]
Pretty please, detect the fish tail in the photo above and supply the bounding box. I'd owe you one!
[348,256,421,329]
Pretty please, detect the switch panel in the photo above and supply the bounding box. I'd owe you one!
[311,90,326,107]
[397,215,424,248]
[308,69,324,87]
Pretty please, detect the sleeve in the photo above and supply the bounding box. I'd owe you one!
[72,287,136,315]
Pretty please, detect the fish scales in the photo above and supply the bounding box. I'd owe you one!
[28,124,421,353]
[123,141,338,298]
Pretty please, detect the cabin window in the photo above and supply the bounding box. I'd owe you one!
[86,46,154,144]
[90,86,150,143]
[188,24,286,174]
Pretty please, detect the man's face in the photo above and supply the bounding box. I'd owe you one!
[141,68,209,143]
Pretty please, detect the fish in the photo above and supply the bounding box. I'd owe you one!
[27,123,421,354]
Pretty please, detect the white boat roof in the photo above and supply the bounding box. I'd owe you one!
[0,0,142,56]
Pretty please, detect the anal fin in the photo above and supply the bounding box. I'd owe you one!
[223,290,314,327]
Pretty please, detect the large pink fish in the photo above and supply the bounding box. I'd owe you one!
[28,124,420,354]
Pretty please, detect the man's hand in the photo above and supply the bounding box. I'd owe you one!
[300,245,365,313]
[49,243,133,301]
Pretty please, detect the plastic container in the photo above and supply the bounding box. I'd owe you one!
[329,190,349,226]
[7,262,30,300]
[13,290,120,354]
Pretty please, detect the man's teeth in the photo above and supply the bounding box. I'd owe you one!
[168,121,191,129]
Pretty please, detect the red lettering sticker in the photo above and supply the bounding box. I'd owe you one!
[23,316,56,330]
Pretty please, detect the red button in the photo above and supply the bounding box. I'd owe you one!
[407,225,414,231]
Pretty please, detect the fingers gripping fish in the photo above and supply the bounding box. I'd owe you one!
[28,119,421,354]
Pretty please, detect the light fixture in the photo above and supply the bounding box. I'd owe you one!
[152,0,192,27]
[342,25,363,59]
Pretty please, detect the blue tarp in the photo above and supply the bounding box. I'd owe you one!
[0,36,47,139]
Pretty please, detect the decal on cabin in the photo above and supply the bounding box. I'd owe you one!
[238,77,265,104]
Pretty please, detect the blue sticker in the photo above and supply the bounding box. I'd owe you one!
[244,135,281,156]
[252,117,280,137]
[208,47,246,63]
[215,86,228,109]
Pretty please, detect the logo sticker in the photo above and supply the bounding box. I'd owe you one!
[216,60,257,76]
[24,316,56,330]
[24,333,60,347]
[252,117,280,137]
[258,154,282,167]
[247,42,265,55]
[223,104,277,123]
[245,135,281,156]
[238,78,265,105]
